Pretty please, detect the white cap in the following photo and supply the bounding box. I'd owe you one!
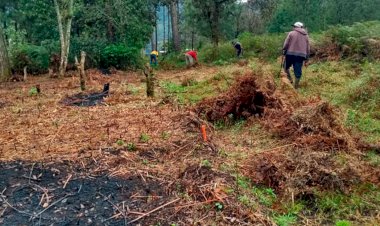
[293,22,304,28]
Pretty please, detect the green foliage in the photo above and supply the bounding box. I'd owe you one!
[200,159,212,168]
[335,220,352,226]
[161,131,170,140]
[252,187,277,207]
[116,139,125,146]
[12,44,49,74]
[273,214,297,226]
[269,0,380,33]
[199,42,236,63]
[140,133,150,143]
[126,143,137,152]
[28,87,39,96]
[159,53,186,70]
[100,44,142,70]
[315,185,380,220]
[161,82,186,93]
[366,151,380,166]
[325,21,380,59]
[214,202,224,211]
[347,62,380,105]
[239,32,283,60]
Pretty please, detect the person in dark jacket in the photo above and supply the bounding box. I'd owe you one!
[232,41,243,58]
[283,22,310,89]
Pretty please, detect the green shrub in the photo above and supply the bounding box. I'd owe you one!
[159,52,186,69]
[324,21,380,60]
[12,44,49,74]
[239,32,284,60]
[100,44,143,70]
[199,42,235,63]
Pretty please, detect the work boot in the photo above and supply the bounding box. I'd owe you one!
[294,78,300,89]
[285,70,293,83]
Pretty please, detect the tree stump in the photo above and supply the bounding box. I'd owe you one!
[75,51,86,91]
[143,63,155,97]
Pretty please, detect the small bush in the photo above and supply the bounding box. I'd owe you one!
[239,32,284,60]
[159,52,186,69]
[100,44,143,70]
[199,42,235,63]
[323,21,380,60]
[12,44,49,74]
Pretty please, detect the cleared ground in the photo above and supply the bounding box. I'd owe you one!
[1,61,380,225]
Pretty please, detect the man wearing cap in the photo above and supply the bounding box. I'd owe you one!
[282,22,310,89]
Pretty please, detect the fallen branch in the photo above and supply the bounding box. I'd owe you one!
[127,198,180,225]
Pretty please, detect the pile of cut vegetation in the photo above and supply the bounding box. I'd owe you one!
[196,72,379,201]
[195,71,282,122]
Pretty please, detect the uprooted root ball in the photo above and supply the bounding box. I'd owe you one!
[196,73,281,122]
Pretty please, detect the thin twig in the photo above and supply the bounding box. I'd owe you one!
[127,198,180,225]
[28,163,36,184]
[0,195,34,217]
[34,194,73,218]
[63,174,73,189]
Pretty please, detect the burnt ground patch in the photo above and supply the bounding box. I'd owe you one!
[0,161,178,226]
[60,84,110,107]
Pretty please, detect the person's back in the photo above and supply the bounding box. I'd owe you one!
[187,50,197,61]
[233,41,243,57]
[283,28,309,59]
[151,50,159,56]
[150,50,159,66]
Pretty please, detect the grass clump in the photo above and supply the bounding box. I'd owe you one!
[140,133,150,143]
[273,214,297,226]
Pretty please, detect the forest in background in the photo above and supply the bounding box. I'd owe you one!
[0,0,380,79]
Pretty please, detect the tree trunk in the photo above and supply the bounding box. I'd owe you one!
[75,51,86,91]
[54,0,74,78]
[170,0,181,52]
[0,25,11,82]
[143,63,154,97]
[210,5,220,46]
[105,0,114,42]
[163,6,166,52]
[23,66,27,81]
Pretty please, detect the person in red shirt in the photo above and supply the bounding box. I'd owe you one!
[185,50,198,68]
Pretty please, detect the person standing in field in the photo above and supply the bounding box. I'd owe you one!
[232,41,243,58]
[150,50,159,66]
[283,22,310,89]
[185,50,198,68]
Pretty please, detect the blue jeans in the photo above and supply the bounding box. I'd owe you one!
[150,54,157,65]
[285,55,305,79]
